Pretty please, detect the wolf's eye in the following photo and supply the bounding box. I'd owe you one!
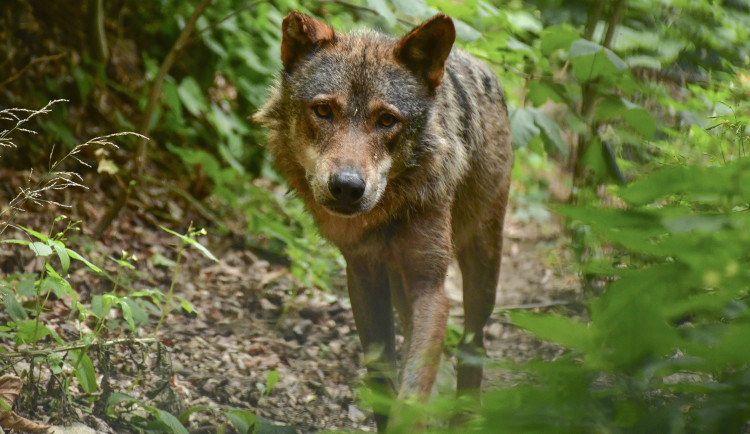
[377,113,397,128]
[313,103,333,119]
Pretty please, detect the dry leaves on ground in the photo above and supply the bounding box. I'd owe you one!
[0,374,50,433]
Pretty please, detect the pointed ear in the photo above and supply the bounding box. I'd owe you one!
[396,14,456,89]
[281,11,335,73]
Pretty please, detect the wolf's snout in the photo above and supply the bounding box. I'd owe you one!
[328,170,366,205]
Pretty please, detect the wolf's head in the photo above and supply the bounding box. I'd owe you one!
[254,11,455,217]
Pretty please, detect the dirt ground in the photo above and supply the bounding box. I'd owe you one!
[0,170,581,433]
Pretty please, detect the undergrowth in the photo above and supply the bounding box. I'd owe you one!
[0,101,263,433]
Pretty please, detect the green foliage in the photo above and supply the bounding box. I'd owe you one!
[106,393,190,434]
[256,370,280,397]
[487,162,750,431]
[0,102,222,433]
[0,216,209,431]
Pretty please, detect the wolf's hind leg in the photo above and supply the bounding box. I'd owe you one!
[456,215,505,396]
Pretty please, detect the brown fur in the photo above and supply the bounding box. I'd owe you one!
[254,11,512,430]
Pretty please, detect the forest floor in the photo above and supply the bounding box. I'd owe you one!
[0,169,581,433]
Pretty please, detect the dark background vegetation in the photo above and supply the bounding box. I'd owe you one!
[1,0,749,432]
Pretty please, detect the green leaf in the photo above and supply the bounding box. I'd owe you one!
[509,106,540,149]
[266,370,280,393]
[160,226,219,262]
[509,107,566,155]
[151,252,177,268]
[29,241,53,257]
[662,214,732,234]
[108,255,136,270]
[17,225,49,242]
[162,79,183,118]
[511,312,591,350]
[66,248,103,273]
[0,239,30,247]
[118,299,136,332]
[178,76,208,117]
[454,19,482,42]
[236,48,271,74]
[178,296,196,314]
[187,239,219,262]
[391,0,429,17]
[527,81,566,106]
[156,409,190,434]
[107,392,139,407]
[52,242,70,275]
[617,161,750,206]
[40,275,67,299]
[623,106,656,138]
[91,295,104,318]
[225,408,257,434]
[366,0,396,27]
[179,405,209,424]
[69,349,98,393]
[17,276,36,296]
[569,39,627,82]
[16,319,52,344]
[540,24,579,56]
[580,139,624,185]
[533,109,568,156]
[595,97,627,122]
[3,292,28,322]
[72,65,93,100]
[122,297,150,325]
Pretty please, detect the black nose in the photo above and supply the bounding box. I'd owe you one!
[328,170,366,205]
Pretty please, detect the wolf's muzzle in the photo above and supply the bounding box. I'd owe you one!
[327,169,366,213]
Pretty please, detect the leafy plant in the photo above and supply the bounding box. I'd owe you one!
[483,125,750,432]
[0,102,216,432]
[154,224,215,335]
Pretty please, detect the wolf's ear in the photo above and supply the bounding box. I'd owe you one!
[396,14,456,89]
[281,10,335,73]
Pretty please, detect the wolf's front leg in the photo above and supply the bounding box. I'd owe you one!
[391,210,452,399]
[344,256,397,431]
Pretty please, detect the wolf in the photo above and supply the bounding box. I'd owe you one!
[254,10,512,429]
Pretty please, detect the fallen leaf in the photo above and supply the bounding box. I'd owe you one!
[0,374,51,432]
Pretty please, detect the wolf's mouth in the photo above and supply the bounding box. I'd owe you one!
[321,202,363,217]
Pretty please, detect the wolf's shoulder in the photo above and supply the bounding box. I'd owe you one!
[444,48,505,103]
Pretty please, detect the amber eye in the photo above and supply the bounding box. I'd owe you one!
[313,103,333,119]
[378,113,397,128]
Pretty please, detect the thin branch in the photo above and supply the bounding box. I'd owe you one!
[0,338,157,360]
[0,53,67,89]
[98,0,212,239]
[318,0,414,27]
[191,0,268,40]
[583,1,604,41]
[497,300,577,311]
[603,0,626,49]
[134,0,213,169]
